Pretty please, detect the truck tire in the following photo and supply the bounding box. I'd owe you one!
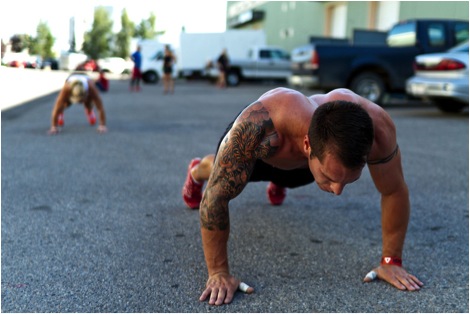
[226,70,240,86]
[142,71,159,84]
[350,72,385,105]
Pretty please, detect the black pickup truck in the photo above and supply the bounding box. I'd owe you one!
[289,19,469,104]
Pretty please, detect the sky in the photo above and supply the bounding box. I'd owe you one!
[0,0,227,51]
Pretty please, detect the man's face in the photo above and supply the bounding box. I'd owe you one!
[308,152,363,195]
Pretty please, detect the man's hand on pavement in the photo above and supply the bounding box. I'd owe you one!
[48,126,60,135]
[199,272,254,306]
[363,265,423,291]
[97,125,107,133]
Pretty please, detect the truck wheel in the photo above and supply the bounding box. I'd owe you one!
[142,71,159,84]
[226,70,240,86]
[350,72,385,104]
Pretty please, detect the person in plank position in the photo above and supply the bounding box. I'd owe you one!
[48,73,107,134]
[182,87,423,305]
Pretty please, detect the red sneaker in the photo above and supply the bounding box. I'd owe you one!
[58,113,64,126]
[86,109,96,125]
[182,158,203,209]
[267,182,286,206]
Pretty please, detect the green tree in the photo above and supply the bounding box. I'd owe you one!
[134,12,165,39]
[9,34,31,52]
[31,21,55,58]
[114,9,134,59]
[82,7,114,59]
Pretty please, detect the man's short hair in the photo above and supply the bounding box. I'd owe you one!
[308,100,374,170]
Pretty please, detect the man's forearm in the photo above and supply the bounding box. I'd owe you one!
[381,188,410,257]
[199,190,232,276]
[51,106,61,127]
[201,227,230,276]
[99,110,106,126]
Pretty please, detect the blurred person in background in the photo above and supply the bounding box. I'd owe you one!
[95,69,109,92]
[163,44,177,94]
[48,73,107,135]
[130,45,142,92]
[216,48,229,88]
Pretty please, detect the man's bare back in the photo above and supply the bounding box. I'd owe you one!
[232,87,397,171]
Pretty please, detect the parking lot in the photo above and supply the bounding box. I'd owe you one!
[1,73,468,312]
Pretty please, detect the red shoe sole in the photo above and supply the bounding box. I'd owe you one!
[182,158,202,209]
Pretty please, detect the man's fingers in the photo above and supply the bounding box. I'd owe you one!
[363,270,378,282]
[409,274,424,287]
[398,275,422,291]
[238,282,254,294]
[97,126,107,133]
[48,128,60,135]
[201,276,251,305]
[199,288,211,302]
[213,288,230,306]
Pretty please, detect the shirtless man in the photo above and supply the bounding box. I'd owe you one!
[182,87,423,305]
[48,73,107,135]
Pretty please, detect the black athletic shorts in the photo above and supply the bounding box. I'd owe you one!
[215,117,314,189]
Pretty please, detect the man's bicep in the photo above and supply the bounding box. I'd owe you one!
[369,149,406,196]
[200,140,256,231]
[208,135,257,199]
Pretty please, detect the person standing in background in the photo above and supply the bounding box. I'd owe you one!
[216,49,229,88]
[163,45,177,94]
[130,45,142,92]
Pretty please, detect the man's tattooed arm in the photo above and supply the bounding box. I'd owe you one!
[200,102,278,231]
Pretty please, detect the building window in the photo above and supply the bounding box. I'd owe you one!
[281,2,288,12]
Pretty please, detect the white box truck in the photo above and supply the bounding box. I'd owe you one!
[178,30,266,78]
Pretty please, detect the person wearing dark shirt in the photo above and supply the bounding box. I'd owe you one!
[217,49,229,88]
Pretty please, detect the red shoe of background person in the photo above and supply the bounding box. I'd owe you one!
[58,113,64,126]
[86,109,96,125]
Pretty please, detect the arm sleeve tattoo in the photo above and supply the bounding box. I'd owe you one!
[200,102,278,230]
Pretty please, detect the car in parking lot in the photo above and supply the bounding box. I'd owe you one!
[8,60,26,68]
[98,57,133,74]
[75,59,99,72]
[406,41,468,113]
[40,58,59,70]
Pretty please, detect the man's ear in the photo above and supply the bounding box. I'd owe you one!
[303,135,310,154]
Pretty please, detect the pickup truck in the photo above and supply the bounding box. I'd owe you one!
[289,19,469,104]
[207,46,291,86]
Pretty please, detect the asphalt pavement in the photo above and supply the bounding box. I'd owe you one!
[1,71,469,312]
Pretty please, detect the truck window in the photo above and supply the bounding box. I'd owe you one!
[427,23,446,47]
[387,22,417,47]
[260,50,271,59]
[271,50,290,60]
[454,22,469,45]
[154,51,163,61]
